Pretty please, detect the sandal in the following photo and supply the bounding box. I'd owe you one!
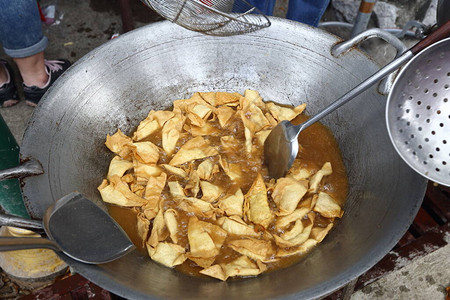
[23,59,71,107]
[0,59,19,108]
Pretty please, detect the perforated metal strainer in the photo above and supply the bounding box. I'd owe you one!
[140,0,270,36]
[387,37,450,186]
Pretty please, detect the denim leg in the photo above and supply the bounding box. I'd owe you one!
[286,0,331,27]
[0,0,48,58]
[237,0,276,15]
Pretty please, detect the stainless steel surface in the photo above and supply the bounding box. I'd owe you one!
[141,0,270,36]
[19,18,426,299]
[265,51,414,179]
[387,37,450,186]
[0,159,43,181]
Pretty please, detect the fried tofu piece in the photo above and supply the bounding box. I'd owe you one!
[143,173,167,215]
[200,181,223,202]
[98,176,147,207]
[313,192,343,218]
[161,114,185,156]
[148,208,169,248]
[239,98,270,153]
[200,255,266,281]
[272,177,308,216]
[186,103,213,128]
[215,106,235,128]
[275,207,310,230]
[132,141,160,164]
[215,92,241,106]
[169,136,219,166]
[309,162,333,193]
[106,156,133,180]
[244,174,274,228]
[133,110,175,141]
[243,89,266,109]
[217,216,259,237]
[161,164,187,178]
[188,216,227,259]
[147,242,186,268]
[173,92,210,114]
[197,159,219,181]
[274,213,315,247]
[185,123,220,136]
[105,129,133,159]
[310,223,334,243]
[135,210,150,246]
[276,239,318,258]
[266,102,306,122]
[184,169,200,197]
[164,209,179,244]
[220,136,240,152]
[218,188,244,217]
[178,197,217,219]
[228,237,275,263]
[219,156,242,182]
[168,181,185,198]
[133,160,162,184]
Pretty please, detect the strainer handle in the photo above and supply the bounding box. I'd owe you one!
[411,20,450,54]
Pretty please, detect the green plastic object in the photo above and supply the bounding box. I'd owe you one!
[0,114,29,218]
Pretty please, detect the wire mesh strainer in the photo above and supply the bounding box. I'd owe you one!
[387,37,450,186]
[140,0,270,36]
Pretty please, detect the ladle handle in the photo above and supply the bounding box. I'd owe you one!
[411,20,450,54]
[0,237,60,252]
[295,50,413,133]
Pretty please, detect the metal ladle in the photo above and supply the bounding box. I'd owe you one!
[0,192,135,264]
[264,21,450,180]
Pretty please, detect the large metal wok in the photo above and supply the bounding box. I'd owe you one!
[19,18,426,299]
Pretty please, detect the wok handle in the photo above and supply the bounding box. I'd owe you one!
[0,159,43,181]
[411,20,450,54]
[331,28,407,58]
[0,237,60,252]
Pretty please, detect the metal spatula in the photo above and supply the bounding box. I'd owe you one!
[0,192,135,264]
[264,21,450,179]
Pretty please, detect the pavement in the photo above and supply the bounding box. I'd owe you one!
[0,0,449,299]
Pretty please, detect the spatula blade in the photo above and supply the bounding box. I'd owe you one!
[44,192,135,264]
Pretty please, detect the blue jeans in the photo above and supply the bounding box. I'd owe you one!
[245,0,330,27]
[0,0,48,58]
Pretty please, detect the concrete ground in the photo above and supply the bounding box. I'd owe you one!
[0,0,448,299]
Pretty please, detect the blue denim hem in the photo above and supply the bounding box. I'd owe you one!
[3,36,48,58]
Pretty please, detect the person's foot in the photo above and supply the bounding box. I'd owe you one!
[0,60,19,108]
[23,59,71,107]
